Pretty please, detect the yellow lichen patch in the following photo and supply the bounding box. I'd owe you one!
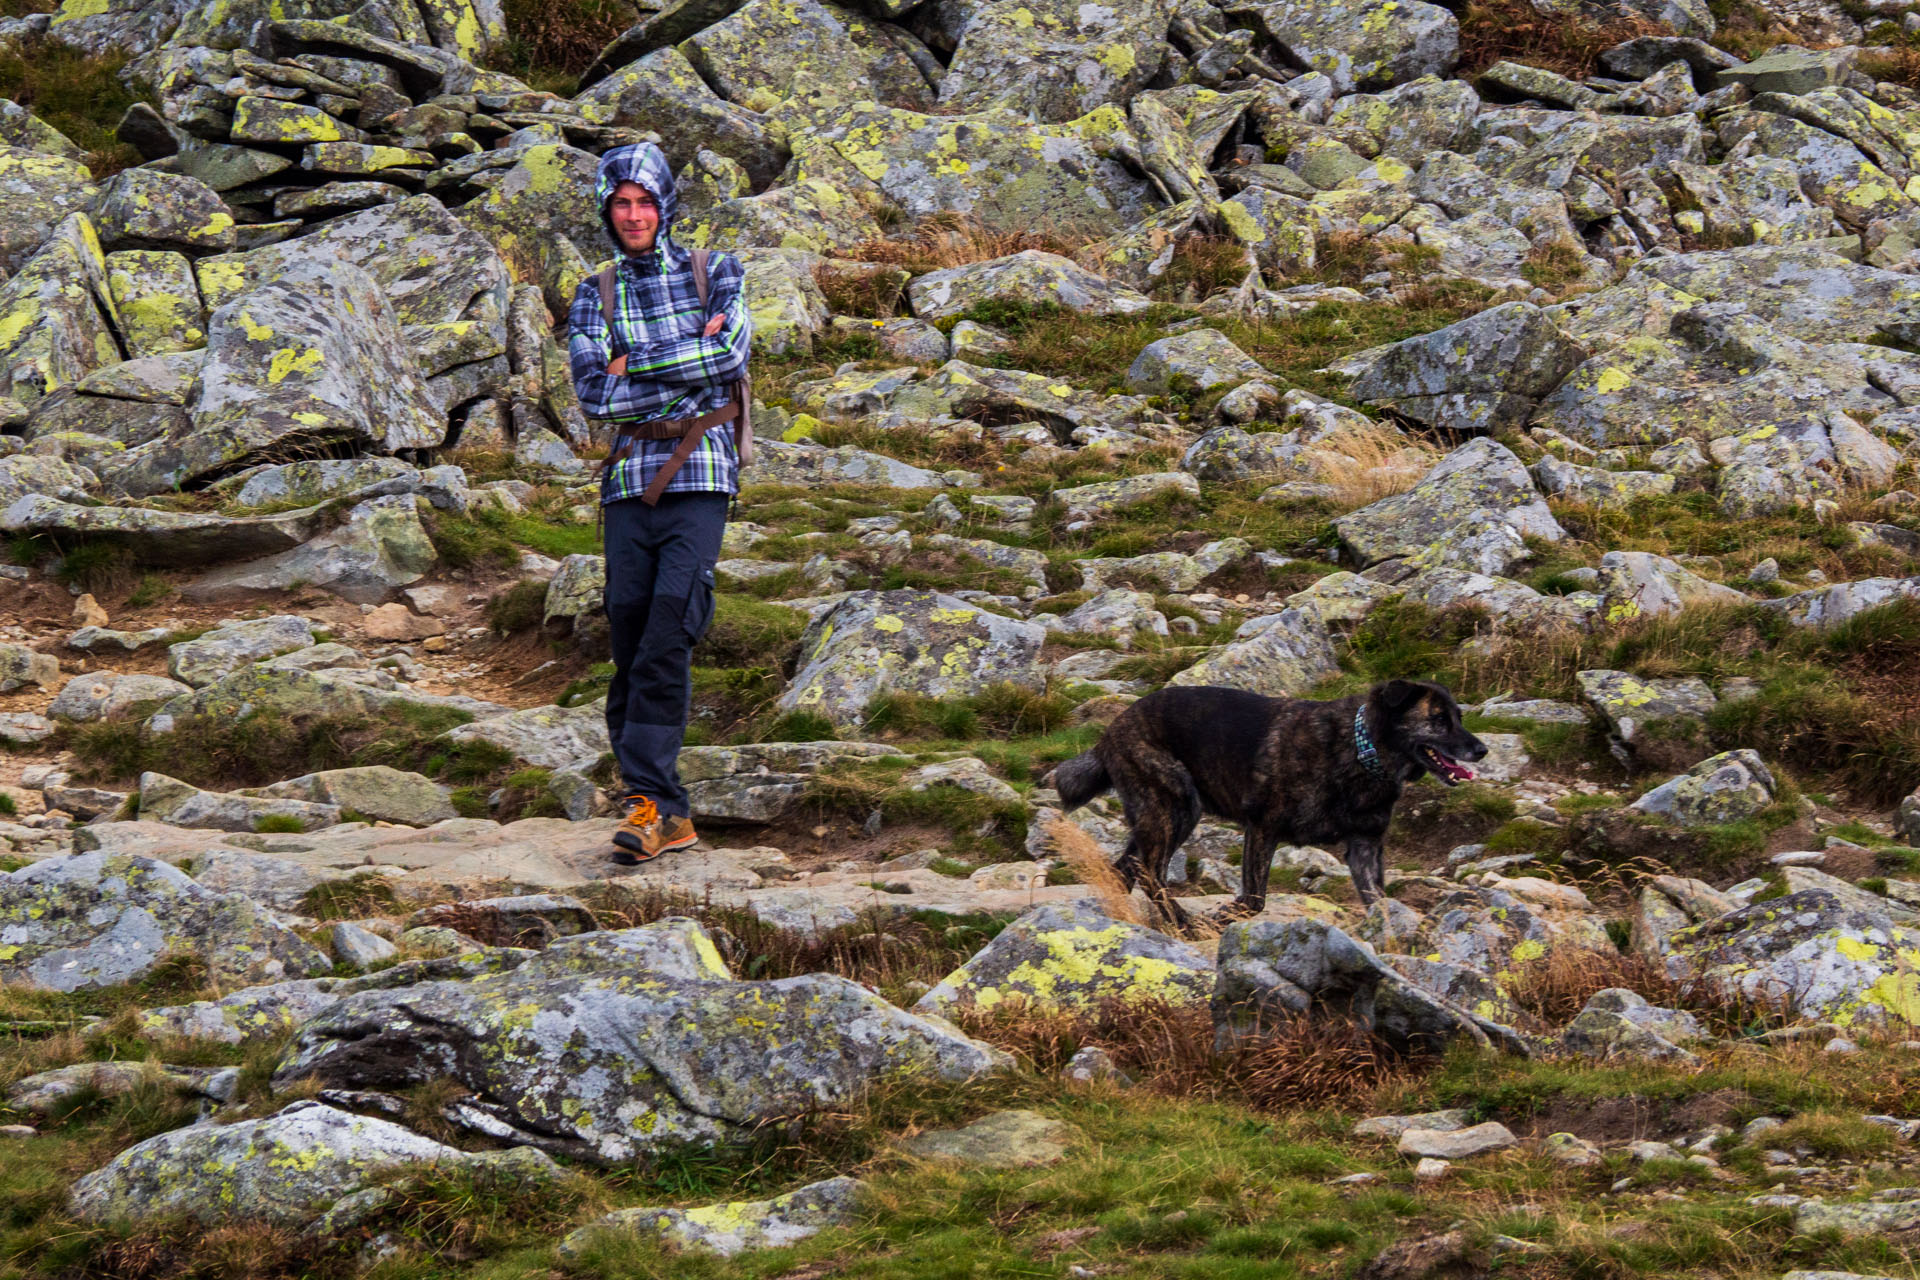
[929,607,977,625]
[1593,367,1632,395]
[238,310,273,343]
[266,346,324,383]
[872,613,905,633]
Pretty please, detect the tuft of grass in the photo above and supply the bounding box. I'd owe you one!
[1767,1110,1899,1158]
[252,814,306,834]
[299,877,399,922]
[123,574,173,609]
[845,211,1105,276]
[0,792,15,818]
[489,0,634,88]
[0,42,149,175]
[485,578,550,635]
[424,507,520,571]
[1456,0,1662,79]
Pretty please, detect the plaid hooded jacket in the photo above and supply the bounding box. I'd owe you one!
[567,143,753,502]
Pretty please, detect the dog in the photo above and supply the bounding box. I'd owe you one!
[1047,679,1488,930]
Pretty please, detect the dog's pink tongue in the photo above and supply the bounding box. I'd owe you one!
[1444,760,1475,782]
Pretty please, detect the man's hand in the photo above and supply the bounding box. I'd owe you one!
[606,354,627,376]
[703,314,724,337]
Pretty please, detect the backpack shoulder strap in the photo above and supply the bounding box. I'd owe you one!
[596,262,619,348]
[690,248,710,309]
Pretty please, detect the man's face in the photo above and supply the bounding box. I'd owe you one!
[609,180,660,254]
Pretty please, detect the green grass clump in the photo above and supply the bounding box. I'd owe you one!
[251,814,306,834]
[0,42,149,175]
[485,578,551,635]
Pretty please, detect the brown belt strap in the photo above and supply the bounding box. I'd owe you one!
[639,398,740,505]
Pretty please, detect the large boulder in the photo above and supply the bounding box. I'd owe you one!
[0,642,59,694]
[908,250,1151,322]
[913,901,1214,1016]
[1127,328,1270,397]
[451,144,605,315]
[787,101,1157,237]
[437,700,612,774]
[1670,889,1920,1027]
[169,615,316,687]
[137,772,343,835]
[573,47,787,188]
[0,147,98,278]
[1224,0,1458,93]
[272,921,1002,1163]
[938,0,1172,120]
[47,672,193,722]
[91,166,236,254]
[679,0,936,113]
[186,493,438,605]
[0,494,335,565]
[1168,607,1339,697]
[777,590,1048,730]
[1212,917,1529,1054]
[70,1100,516,1228]
[1333,439,1563,569]
[1348,302,1585,434]
[0,852,330,993]
[1630,750,1776,826]
[180,262,444,491]
[0,212,119,407]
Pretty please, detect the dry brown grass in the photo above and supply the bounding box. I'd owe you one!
[845,213,1109,276]
[1455,0,1663,79]
[1046,819,1143,926]
[1500,943,1796,1040]
[497,0,637,77]
[1306,422,1441,508]
[955,997,1406,1113]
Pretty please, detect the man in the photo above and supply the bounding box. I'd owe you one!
[568,142,752,865]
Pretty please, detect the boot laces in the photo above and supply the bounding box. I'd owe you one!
[623,796,659,828]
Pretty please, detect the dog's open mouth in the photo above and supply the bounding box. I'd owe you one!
[1420,745,1476,785]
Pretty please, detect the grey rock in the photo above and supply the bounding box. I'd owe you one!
[139,772,342,835]
[332,921,398,968]
[560,1175,861,1259]
[47,673,192,723]
[1396,1122,1517,1159]
[169,615,315,688]
[189,494,438,605]
[1630,749,1775,826]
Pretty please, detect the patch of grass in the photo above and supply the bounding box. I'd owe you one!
[298,877,399,922]
[693,594,806,669]
[1769,1111,1898,1159]
[1147,234,1253,304]
[252,814,306,834]
[123,574,173,609]
[424,507,520,571]
[51,541,135,596]
[63,705,476,791]
[485,578,550,635]
[756,707,839,743]
[0,792,14,818]
[489,0,633,89]
[558,660,618,708]
[1456,0,1661,78]
[0,43,150,175]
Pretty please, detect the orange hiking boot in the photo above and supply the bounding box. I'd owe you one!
[612,796,698,864]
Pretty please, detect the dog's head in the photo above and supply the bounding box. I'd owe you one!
[1372,679,1487,787]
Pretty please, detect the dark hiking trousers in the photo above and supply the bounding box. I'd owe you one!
[602,492,729,816]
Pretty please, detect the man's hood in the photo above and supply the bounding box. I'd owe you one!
[595,142,678,255]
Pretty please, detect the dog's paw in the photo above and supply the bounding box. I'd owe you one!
[1209,897,1264,925]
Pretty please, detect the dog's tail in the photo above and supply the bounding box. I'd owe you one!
[1047,750,1111,810]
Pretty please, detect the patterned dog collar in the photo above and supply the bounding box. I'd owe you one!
[1354,704,1389,781]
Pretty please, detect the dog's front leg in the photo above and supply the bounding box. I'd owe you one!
[1229,829,1278,920]
[1345,834,1386,906]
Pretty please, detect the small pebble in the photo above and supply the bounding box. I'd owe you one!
[1414,1158,1450,1180]
[1825,1037,1859,1053]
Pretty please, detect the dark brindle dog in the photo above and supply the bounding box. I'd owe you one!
[1048,680,1487,930]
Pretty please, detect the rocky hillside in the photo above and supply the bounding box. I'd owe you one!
[4,0,1920,1275]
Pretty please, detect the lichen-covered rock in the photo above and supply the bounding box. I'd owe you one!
[1056,589,1169,646]
[561,1175,862,1259]
[273,921,1002,1163]
[47,672,192,722]
[0,495,335,565]
[0,851,330,992]
[1560,987,1704,1062]
[437,699,610,773]
[900,1110,1074,1167]
[230,458,420,508]
[92,166,235,254]
[187,493,438,605]
[1762,576,1920,631]
[1630,749,1775,826]
[70,1101,470,1227]
[139,772,342,834]
[169,614,315,687]
[543,553,606,624]
[183,261,444,490]
[681,741,907,821]
[680,0,935,114]
[259,766,457,827]
[1212,917,1529,1054]
[0,212,118,407]
[1224,0,1458,93]
[749,439,955,488]
[573,47,787,188]
[199,194,509,328]
[1576,669,1716,755]
[1076,538,1252,593]
[914,901,1214,1016]
[1348,302,1584,434]
[1670,889,1920,1027]
[786,101,1156,237]
[1169,607,1339,697]
[1333,439,1563,569]
[1054,472,1199,522]
[1127,328,1270,397]
[155,665,503,729]
[0,642,59,693]
[777,589,1047,730]
[1530,456,1675,508]
[909,250,1150,323]
[938,0,1169,120]
[889,359,1159,442]
[106,248,208,357]
[1594,550,1748,623]
[0,147,98,278]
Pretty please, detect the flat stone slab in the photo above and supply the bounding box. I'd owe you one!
[1396,1121,1517,1159]
[899,1109,1075,1168]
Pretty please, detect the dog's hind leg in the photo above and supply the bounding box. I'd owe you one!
[1112,759,1200,934]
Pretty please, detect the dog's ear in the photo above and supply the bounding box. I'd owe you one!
[1377,679,1423,710]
